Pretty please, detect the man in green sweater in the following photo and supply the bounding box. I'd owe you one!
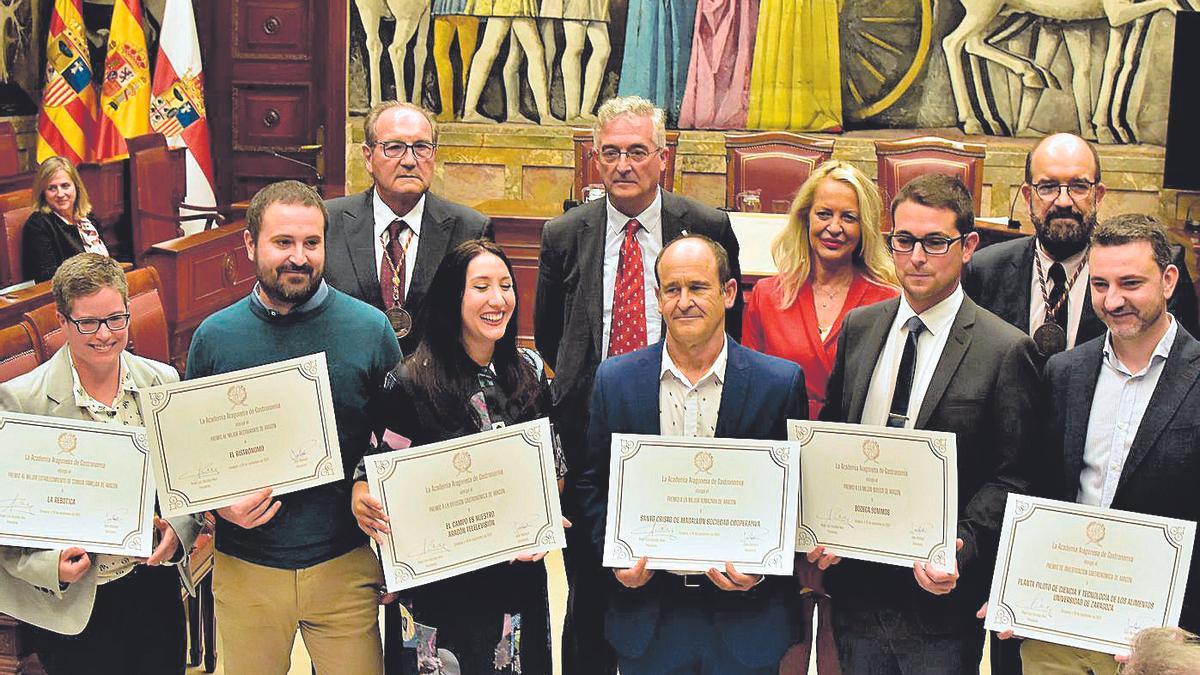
[186,181,401,675]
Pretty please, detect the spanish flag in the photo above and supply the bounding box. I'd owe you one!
[36,0,98,165]
[95,0,151,161]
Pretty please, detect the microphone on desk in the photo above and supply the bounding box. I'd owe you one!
[268,146,323,194]
[1007,187,1023,230]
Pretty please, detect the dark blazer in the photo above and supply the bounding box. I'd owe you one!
[1041,327,1200,631]
[534,192,742,493]
[964,235,1200,345]
[22,210,89,283]
[576,338,806,667]
[323,190,494,351]
[819,294,1040,634]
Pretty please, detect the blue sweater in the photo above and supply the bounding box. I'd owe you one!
[186,285,401,569]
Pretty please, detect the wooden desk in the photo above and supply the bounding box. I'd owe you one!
[976,216,1032,249]
[0,280,52,328]
[143,221,256,370]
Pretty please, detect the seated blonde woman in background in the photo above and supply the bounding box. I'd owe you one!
[23,156,109,283]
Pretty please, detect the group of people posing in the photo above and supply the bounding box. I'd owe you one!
[2,95,1199,675]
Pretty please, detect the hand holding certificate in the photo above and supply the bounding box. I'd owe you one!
[139,353,343,518]
[602,434,801,577]
[365,418,566,592]
[0,412,154,556]
[985,495,1196,655]
[788,420,958,573]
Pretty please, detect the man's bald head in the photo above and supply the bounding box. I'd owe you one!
[1025,133,1102,185]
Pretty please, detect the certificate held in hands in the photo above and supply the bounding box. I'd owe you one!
[139,353,343,518]
[788,420,958,573]
[603,434,800,576]
[0,412,154,556]
[985,495,1196,655]
[366,418,566,592]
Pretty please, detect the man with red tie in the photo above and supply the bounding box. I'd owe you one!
[535,95,742,675]
[325,101,493,353]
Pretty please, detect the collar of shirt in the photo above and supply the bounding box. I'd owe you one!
[250,279,330,316]
[373,189,425,240]
[605,189,663,238]
[894,282,964,338]
[1102,315,1177,377]
[67,349,136,414]
[660,336,729,389]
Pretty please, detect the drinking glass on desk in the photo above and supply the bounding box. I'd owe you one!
[736,190,762,213]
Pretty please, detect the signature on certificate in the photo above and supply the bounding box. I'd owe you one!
[179,462,220,483]
[819,507,854,530]
[0,496,34,518]
[420,538,449,555]
[632,521,679,543]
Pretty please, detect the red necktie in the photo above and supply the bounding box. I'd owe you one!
[380,219,407,309]
[608,219,648,357]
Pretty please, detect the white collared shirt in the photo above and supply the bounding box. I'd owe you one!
[1029,241,1089,349]
[602,191,663,358]
[861,284,965,428]
[372,189,425,299]
[659,337,728,438]
[1078,316,1177,508]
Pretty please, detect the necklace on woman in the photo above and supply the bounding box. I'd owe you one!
[812,281,848,310]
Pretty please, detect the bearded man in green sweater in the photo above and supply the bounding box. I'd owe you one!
[186,180,401,675]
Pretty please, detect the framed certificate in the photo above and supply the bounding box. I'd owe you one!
[0,412,154,556]
[788,420,958,572]
[366,418,566,592]
[139,353,343,517]
[603,434,800,576]
[985,494,1196,655]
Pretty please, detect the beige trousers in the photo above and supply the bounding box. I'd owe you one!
[214,544,384,675]
[1021,639,1120,675]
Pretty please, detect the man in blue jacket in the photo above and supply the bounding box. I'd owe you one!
[577,234,806,674]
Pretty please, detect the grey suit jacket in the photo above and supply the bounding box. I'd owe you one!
[820,294,1040,631]
[1042,326,1200,630]
[0,348,200,634]
[533,192,743,492]
[323,189,494,351]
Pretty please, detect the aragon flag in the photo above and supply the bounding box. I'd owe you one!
[151,0,217,233]
[95,0,151,161]
[36,0,98,165]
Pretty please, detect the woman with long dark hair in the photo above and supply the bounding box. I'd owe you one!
[352,239,563,674]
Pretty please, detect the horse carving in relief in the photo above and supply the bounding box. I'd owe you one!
[942,0,1186,143]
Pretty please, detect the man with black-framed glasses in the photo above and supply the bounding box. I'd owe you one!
[819,174,1040,674]
[0,253,200,675]
[966,132,1198,366]
[325,101,493,353]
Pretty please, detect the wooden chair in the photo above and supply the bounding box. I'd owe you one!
[725,132,835,213]
[125,266,171,364]
[1,205,33,287]
[0,320,39,382]
[571,128,680,203]
[23,302,65,363]
[875,136,986,229]
[0,122,19,178]
[128,133,222,264]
